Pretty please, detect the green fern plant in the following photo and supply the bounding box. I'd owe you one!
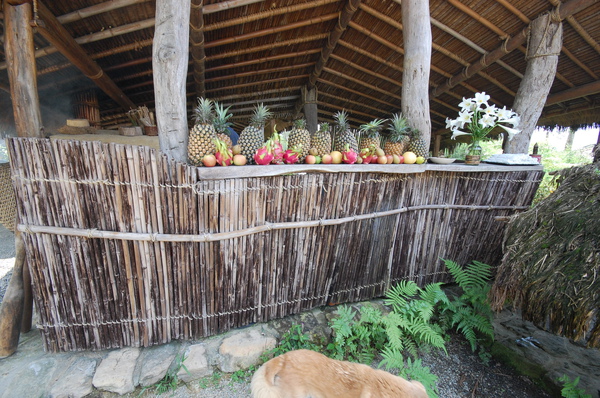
[379,347,439,398]
[440,259,494,352]
[383,280,449,358]
[559,375,591,398]
[328,305,387,362]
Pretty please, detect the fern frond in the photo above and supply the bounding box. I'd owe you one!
[385,280,419,312]
[401,358,440,398]
[379,346,405,371]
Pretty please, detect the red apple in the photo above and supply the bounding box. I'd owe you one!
[322,154,333,164]
[386,155,393,164]
[377,155,388,164]
[305,155,316,164]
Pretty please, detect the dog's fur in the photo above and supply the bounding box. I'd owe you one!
[251,349,428,398]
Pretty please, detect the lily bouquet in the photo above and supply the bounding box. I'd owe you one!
[445,92,521,154]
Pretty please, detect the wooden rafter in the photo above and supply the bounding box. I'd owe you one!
[431,0,597,98]
[546,80,600,106]
[34,2,135,111]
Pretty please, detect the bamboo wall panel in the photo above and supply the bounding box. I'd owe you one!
[7,138,544,352]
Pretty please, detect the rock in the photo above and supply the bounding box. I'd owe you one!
[177,344,212,382]
[0,357,57,398]
[92,347,140,394]
[217,328,277,372]
[136,343,179,387]
[48,357,97,398]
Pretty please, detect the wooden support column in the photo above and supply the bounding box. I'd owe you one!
[505,12,563,154]
[153,0,191,162]
[302,86,318,134]
[401,0,432,148]
[190,0,206,98]
[0,232,26,357]
[4,0,44,137]
[0,0,39,358]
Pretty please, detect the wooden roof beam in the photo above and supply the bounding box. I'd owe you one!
[34,2,135,111]
[432,0,597,98]
[293,0,362,118]
[546,80,600,106]
[546,0,600,56]
[368,3,518,96]
[497,0,598,80]
[190,0,206,98]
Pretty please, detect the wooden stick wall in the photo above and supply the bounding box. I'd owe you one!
[7,137,543,352]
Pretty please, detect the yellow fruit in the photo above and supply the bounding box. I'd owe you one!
[330,151,343,164]
[416,156,426,164]
[403,151,417,164]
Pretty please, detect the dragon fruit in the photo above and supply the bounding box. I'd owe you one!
[269,130,285,164]
[342,144,358,164]
[214,138,233,166]
[254,142,274,165]
[283,145,301,164]
[359,145,377,164]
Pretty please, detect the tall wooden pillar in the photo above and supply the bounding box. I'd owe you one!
[401,0,432,148]
[153,0,191,162]
[302,86,318,134]
[505,12,562,154]
[4,0,44,137]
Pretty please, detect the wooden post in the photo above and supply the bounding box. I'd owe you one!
[4,0,44,137]
[190,0,206,98]
[0,232,25,358]
[153,0,191,162]
[401,0,432,148]
[302,86,318,134]
[433,133,442,157]
[505,12,562,154]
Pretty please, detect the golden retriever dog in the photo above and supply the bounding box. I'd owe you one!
[251,349,429,398]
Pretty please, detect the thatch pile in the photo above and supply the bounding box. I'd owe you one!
[491,162,600,347]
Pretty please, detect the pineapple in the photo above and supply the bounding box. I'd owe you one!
[384,113,411,156]
[333,110,359,153]
[288,119,311,161]
[311,122,332,156]
[407,128,429,158]
[359,118,386,151]
[213,101,233,149]
[238,103,272,164]
[188,97,217,166]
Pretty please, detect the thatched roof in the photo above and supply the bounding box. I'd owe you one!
[491,163,600,348]
[1,0,599,135]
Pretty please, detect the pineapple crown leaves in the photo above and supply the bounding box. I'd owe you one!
[319,122,331,133]
[213,102,233,134]
[249,103,273,127]
[193,97,215,125]
[359,118,387,137]
[387,113,410,140]
[293,118,307,129]
[334,110,350,131]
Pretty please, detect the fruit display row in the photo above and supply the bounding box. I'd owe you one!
[188,98,429,167]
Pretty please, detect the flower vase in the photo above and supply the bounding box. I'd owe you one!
[465,142,482,165]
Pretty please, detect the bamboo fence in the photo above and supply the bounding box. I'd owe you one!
[7,137,543,352]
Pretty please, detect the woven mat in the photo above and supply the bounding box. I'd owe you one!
[0,162,16,232]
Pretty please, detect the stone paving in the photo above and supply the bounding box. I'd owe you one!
[0,301,599,397]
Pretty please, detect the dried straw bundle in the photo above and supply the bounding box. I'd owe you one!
[491,163,600,347]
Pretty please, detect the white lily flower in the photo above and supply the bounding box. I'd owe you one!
[456,110,472,129]
[498,124,520,140]
[459,97,475,111]
[484,104,497,115]
[451,130,472,140]
[496,106,512,120]
[445,117,455,130]
[474,92,490,109]
[479,113,496,129]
